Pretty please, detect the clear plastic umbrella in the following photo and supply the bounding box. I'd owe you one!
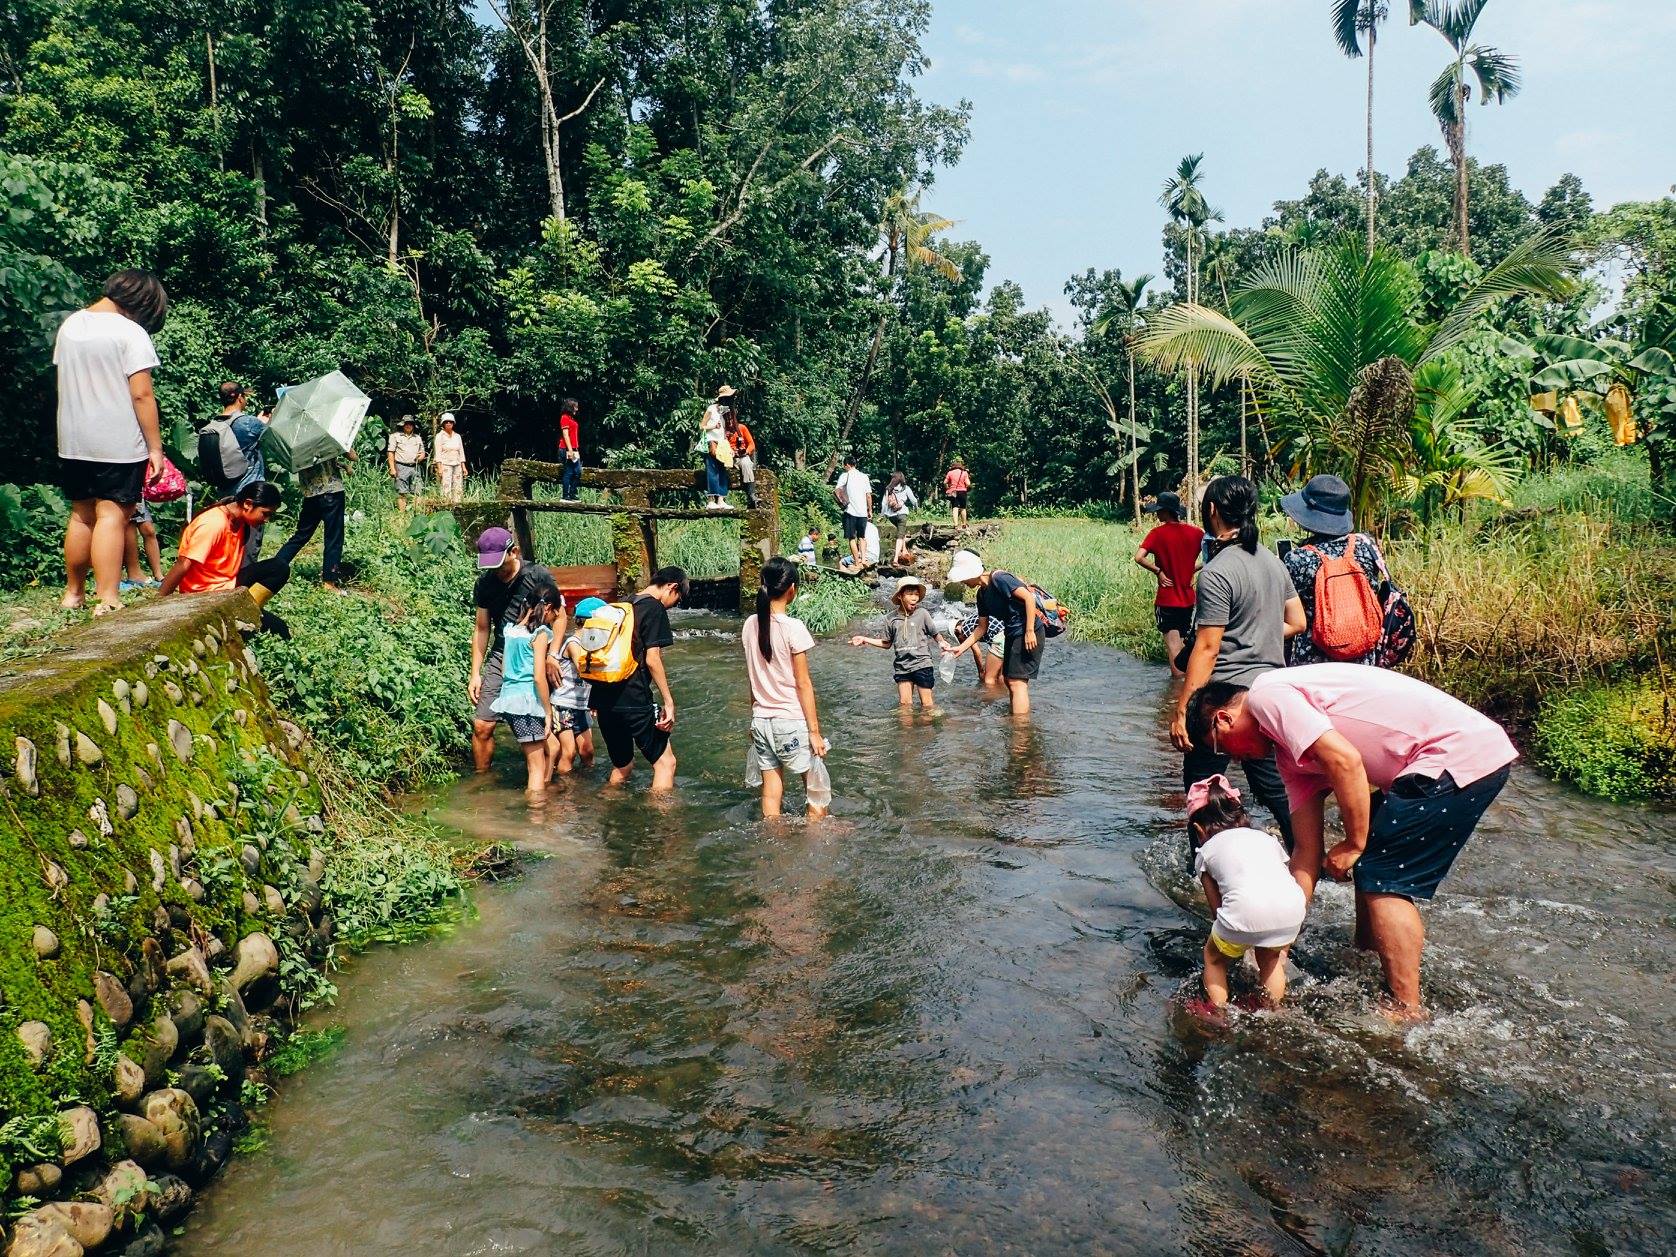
[262,370,370,471]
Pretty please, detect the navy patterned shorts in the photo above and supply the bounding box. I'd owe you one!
[1356,766,1511,900]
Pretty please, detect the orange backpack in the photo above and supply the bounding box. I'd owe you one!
[1303,537,1383,661]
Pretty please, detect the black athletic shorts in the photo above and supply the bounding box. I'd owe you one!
[1154,604,1193,637]
[949,491,968,508]
[596,706,671,770]
[60,458,145,505]
[893,667,936,690]
[842,514,868,540]
[1002,630,1044,681]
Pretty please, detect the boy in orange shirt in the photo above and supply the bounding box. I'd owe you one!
[159,481,292,631]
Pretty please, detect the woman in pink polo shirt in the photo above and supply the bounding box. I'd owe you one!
[1184,663,1516,1014]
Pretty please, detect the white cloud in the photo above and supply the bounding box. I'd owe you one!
[964,58,1047,84]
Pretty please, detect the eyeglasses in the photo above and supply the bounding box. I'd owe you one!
[1210,717,1222,756]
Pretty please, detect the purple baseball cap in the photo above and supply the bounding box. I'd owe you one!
[475,526,514,569]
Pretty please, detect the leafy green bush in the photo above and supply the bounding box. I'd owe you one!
[1535,679,1676,802]
[0,483,67,591]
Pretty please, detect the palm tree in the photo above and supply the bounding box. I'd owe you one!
[1091,273,1154,521]
[1159,155,1223,491]
[838,189,959,458]
[1333,1,1391,253]
[1410,0,1521,259]
[1137,232,1572,525]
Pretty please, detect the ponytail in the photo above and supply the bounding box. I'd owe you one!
[756,556,799,661]
[1201,475,1260,555]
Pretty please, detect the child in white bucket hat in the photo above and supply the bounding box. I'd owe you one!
[849,574,942,712]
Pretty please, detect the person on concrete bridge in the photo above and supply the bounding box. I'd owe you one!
[468,526,558,773]
[1185,664,1516,1015]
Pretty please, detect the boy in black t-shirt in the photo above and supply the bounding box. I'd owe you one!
[944,548,1044,717]
[592,566,688,790]
[468,527,559,772]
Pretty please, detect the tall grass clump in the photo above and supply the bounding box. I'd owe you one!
[1534,678,1676,802]
[986,517,1163,658]
[792,570,876,634]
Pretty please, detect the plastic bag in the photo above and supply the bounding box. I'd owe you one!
[806,744,833,811]
[744,742,763,787]
[938,653,957,683]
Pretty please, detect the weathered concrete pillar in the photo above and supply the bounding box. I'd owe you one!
[738,470,780,613]
[612,485,654,597]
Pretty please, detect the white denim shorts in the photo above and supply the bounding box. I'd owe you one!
[750,717,812,776]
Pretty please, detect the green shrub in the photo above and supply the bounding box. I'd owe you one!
[1535,679,1676,802]
[0,483,67,591]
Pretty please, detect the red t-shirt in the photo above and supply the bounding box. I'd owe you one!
[1140,521,1204,608]
[559,414,580,454]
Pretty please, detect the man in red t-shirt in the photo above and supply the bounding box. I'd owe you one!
[1134,491,1204,675]
[557,397,582,500]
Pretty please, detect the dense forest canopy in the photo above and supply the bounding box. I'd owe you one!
[2,0,1673,513]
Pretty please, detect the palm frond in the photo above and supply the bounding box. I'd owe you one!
[1135,303,1275,390]
[1407,0,1439,27]
[1466,45,1521,103]
[1428,62,1463,125]
[1425,229,1577,360]
[1438,0,1492,45]
[1332,0,1366,56]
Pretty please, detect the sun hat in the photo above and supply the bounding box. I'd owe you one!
[946,549,984,583]
[891,574,926,601]
[1280,473,1355,537]
[1186,773,1241,818]
[573,596,607,618]
[440,412,456,426]
[1143,490,1184,517]
[715,384,737,399]
[475,526,514,569]
[400,414,417,427]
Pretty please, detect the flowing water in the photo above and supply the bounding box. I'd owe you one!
[181,613,1674,1255]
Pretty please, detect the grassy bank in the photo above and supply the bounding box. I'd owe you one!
[982,455,1675,803]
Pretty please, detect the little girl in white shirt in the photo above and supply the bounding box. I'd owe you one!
[1188,774,1307,1008]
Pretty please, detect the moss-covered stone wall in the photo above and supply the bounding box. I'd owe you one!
[0,593,334,1255]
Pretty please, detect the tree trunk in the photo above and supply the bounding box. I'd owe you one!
[1127,346,1140,524]
[1451,83,1470,258]
[1364,24,1377,254]
[1186,231,1199,494]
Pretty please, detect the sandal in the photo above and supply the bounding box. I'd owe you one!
[92,602,123,617]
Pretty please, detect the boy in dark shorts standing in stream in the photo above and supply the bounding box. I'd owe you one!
[945,549,1044,717]
[591,567,689,791]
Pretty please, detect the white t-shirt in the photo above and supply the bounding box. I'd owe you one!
[841,469,871,518]
[863,522,880,564]
[742,612,815,721]
[54,309,160,462]
[434,430,465,465]
[1192,825,1307,948]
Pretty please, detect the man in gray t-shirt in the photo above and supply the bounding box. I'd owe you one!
[1195,543,1295,685]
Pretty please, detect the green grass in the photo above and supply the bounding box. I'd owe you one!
[1535,677,1676,802]
[985,516,1165,660]
[266,1025,348,1078]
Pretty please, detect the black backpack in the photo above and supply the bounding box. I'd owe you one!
[197,416,249,493]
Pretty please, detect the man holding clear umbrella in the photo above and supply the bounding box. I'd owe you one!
[263,370,371,593]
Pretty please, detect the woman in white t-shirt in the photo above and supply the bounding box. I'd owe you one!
[53,270,169,615]
[742,557,827,819]
[433,413,467,502]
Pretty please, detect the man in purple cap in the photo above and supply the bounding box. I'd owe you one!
[468,526,558,772]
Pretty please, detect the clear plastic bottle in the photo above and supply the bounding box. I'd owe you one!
[806,739,833,811]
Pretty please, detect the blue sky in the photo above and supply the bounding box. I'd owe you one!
[917,0,1676,323]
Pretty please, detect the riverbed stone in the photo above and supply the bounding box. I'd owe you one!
[74,731,102,766]
[116,783,139,819]
[133,680,148,707]
[57,1106,100,1164]
[42,861,67,892]
[17,1022,50,1067]
[140,1088,199,1170]
[32,926,60,959]
[167,989,205,1043]
[166,719,192,760]
[230,932,279,992]
[180,877,205,901]
[261,884,285,915]
[135,938,165,994]
[14,736,39,797]
[116,1115,167,1168]
[4,1212,81,1257]
[148,849,166,891]
[161,680,184,706]
[165,947,213,996]
[114,1055,146,1107]
[134,1016,178,1085]
[94,971,134,1028]
[242,889,261,915]
[68,828,88,849]
[35,1202,113,1251]
[123,867,139,893]
[96,699,118,736]
[94,1160,151,1220]
[14,1163,61,1196]
[201,1015,244,1083]
[147,1174,193,1222]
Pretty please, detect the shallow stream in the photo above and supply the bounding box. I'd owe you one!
[181,613,1674,1254]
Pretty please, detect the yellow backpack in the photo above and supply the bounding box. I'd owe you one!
[576,601,638,683]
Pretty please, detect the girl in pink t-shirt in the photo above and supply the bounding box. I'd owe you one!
[742,557,828,819]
